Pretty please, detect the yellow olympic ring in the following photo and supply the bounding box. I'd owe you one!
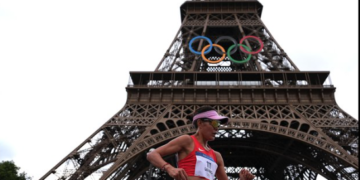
[201,44,226,64]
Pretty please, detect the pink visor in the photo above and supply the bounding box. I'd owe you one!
[193,110,229,124]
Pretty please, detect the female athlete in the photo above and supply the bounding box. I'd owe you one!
[147,106,255,180]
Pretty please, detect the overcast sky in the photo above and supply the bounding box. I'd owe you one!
[0,0,358,179]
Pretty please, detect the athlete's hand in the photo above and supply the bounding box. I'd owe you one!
[239,168,255,180]
[166,166,188,180]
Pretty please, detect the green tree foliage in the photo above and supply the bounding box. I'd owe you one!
[0,161,31,180]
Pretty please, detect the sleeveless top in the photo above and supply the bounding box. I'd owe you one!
[178,135,218,180]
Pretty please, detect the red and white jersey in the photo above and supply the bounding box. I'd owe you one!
[178,135,218,180]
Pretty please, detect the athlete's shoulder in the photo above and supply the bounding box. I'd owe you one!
[170,134,192,144]
[170,135,193,150]
[213,150,221,155]
[175,134,193,142]
[213,150,225,165]
[213,150,223,159]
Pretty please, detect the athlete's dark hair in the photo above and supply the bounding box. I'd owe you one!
[190,106,215,129]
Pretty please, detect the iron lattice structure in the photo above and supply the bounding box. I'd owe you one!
[41,0,358,180]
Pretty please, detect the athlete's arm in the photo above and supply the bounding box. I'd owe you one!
[147,135,192,180]
[214,151,229,180]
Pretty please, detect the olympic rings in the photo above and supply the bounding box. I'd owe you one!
[201,44,226,64]
[189,35,263,64]
[239,36,264,54]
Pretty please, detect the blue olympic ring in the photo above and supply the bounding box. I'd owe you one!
[188,36,213,55]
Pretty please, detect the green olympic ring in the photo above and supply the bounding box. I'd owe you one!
[227,44,252,64]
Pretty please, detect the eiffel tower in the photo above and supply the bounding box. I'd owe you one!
[41,0,358,179]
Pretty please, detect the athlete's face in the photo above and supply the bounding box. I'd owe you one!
[200,119,220,141]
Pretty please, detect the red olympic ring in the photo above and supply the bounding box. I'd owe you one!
[239,36,264,54]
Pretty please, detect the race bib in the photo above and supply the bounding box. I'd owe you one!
[194,151,218,180]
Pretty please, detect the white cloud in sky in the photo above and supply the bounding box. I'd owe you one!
[0,0,357,180]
